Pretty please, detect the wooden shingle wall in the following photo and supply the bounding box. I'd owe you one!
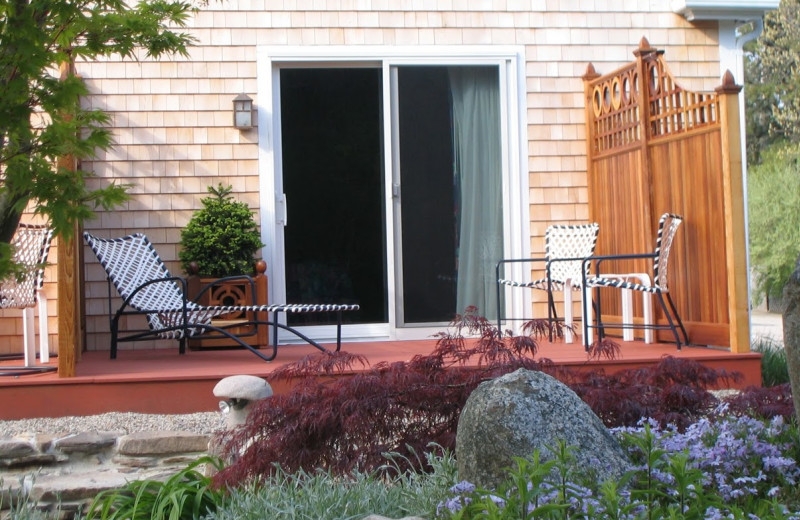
[1,2,724,354]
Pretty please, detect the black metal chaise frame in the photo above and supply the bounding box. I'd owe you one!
[84,232,359,362]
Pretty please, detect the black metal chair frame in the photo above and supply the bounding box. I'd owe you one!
[496,256,589,340]
[580,214,689,351]
[495,223,599,342]
[85,232,359,362]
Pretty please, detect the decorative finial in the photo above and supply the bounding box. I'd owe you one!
[633,36,659,58]
[715,70,743,94]
[582,63,600,81]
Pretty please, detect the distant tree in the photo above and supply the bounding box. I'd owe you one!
[745,1,800,306]
[745,0,800,164]
[0,0,199,279]
[748,142,800,305]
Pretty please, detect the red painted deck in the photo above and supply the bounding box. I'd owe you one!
[0,339,762,420]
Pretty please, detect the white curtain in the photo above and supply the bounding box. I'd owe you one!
[449,67,503,320]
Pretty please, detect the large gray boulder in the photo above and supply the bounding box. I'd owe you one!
[456,368,630,489]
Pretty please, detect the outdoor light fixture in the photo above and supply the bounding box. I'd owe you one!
[233,93,253,129]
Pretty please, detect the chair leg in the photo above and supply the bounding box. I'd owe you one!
[582,286,593,350]
[621,288,634,341]
[546,284,557,342]
[23,307,35,367]
[583,287,606,349]
[38,294,49,363]
[563,286,574,343]
[655,292,682,350]
[496,280,503,333]
[665,292,689,345]
[335,310,343,352]
[642,291,654,344]
[594,287,606,342]
[110,317,119,359]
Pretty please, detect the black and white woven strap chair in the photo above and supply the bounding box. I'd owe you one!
[84,232,359,362]
[0,224,53,367]
[496,222,599,342]
[581,213,689,350]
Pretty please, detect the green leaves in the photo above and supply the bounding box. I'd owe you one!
[86,456,225,520]
[0,0,199,278]
[179,184,264,278]
[746,0,800,164]
[747,142,800,304]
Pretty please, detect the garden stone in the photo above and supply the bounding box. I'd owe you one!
[456,368,630,490]
[213,374,273,428]
[782,252,800,419]
[29,471,130,502]
[53,431,118,454]
[117,431,209,456]
[0,439,35,459]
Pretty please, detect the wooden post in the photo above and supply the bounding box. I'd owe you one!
[716,70,749,354]
[633,37,659,244]
[255,260,269,347]
[56,60,83,377]
[57,226,82,377]
[582,63,600,203]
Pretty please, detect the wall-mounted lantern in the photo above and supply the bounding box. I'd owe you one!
[233,94,254,129]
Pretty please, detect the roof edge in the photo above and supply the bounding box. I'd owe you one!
[671,0,780,21]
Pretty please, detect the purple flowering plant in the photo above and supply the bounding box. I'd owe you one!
[438,415,800,519]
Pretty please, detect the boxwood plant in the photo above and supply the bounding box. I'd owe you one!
[178,184,264,278]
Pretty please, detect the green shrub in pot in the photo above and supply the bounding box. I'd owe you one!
[179,184,264,278]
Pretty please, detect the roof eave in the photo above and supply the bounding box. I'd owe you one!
[671,0,780,21]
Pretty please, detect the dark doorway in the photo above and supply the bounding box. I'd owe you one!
[396,67,457,323]
[280,68,387,324]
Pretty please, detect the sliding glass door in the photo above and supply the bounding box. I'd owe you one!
[263,51,524,342]
[392,65,503,325]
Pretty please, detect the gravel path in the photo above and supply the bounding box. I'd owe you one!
[0,411,224,437]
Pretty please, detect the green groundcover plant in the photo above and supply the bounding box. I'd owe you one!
[84,456,225,520]
[7,408,799,520]
[80,414,800,520]
[753,336,791,387]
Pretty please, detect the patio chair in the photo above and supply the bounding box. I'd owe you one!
[84,232,359,361]
[496,222,599,342]
[0,223,53,367]
[581,212,689,350]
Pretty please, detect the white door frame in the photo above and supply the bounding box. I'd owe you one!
[256,45,530,343]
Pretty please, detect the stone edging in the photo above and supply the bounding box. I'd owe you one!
[0,430,212,517]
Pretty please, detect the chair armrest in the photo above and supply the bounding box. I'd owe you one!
[119,276,189,312]
[497,255,594,285]
[191,274,258,305]
[581,253,657,285]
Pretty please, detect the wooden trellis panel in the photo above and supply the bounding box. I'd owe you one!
[583,38,748,351]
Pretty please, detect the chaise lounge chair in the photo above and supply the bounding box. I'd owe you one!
[84,232,359,361]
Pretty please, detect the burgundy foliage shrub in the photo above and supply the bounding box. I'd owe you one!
[213,308,752,488]
[722,383,795,420]
[214,308,558,488]
[564,355,742,430]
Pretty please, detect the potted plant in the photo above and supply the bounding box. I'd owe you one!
[179,183,264,278]
[179,184,267,349]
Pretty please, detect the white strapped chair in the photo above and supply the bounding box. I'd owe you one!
[581,213,689,350]
[496,223,600,342]
[0,224,53,367]
[84,232,359,361]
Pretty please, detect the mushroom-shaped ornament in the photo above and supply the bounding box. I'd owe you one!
[213,375,273,429]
